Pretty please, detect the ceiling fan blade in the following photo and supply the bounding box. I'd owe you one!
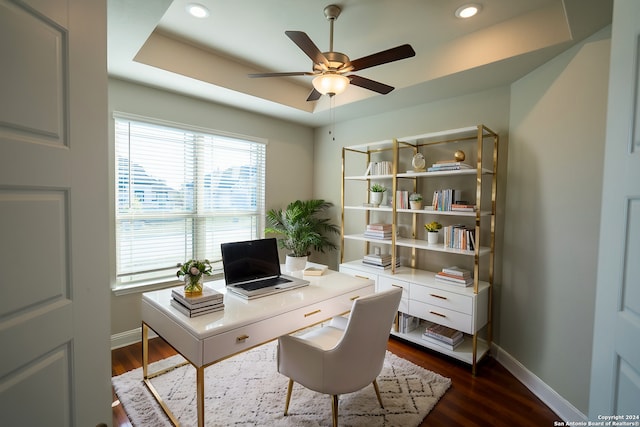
[285,30,330,68]
[306,88,322,102]
[347,44,416,72]
[349,75,394,94]
[248,71,315,78]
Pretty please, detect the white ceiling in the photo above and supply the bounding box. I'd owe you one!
[108,0,612,127]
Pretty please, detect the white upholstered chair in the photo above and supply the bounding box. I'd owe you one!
[277,287,403,427]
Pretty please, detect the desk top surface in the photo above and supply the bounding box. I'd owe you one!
[142,269,373,339]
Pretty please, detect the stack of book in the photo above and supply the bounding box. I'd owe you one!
[171,286,224,318]
[362,253,400,270]
[398,312,419,333]
[422,322,464,350]
[427,160,473,172]
[364,223,393,240]
[364,161,393,176]
[435,266,473,287]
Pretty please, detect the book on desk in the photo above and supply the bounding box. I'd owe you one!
[171,286,224,317]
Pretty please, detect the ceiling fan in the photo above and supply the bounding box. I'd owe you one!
[248,4,416,101]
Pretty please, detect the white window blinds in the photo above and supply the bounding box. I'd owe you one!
[114,115,266,286]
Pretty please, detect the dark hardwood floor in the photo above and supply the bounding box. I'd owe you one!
[112,336,560,427]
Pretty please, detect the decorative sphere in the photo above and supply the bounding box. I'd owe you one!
[454,150,465,161]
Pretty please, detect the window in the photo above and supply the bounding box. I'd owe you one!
[114,114,266,287]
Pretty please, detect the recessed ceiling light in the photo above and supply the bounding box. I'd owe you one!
[186,3,210,18]
[455,4,481,19]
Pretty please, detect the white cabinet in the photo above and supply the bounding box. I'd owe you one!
[340,125,498,374]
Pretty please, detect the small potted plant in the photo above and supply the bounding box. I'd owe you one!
[409,193,423,210]
[424,221,442,245]
[177,259,213,295]
[369,183,386,207]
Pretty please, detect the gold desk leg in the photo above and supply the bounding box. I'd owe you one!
[197,366,205,427]
[142,322,149,379]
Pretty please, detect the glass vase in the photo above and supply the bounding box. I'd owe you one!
[184,275,203,295]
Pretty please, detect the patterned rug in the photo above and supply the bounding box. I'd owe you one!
[112,340,451,427]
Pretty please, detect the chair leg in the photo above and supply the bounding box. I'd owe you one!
[331,395,339,427]
[372,379,384,408]
[284,379,294,416]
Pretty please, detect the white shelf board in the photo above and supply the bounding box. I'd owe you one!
[396,208,492,217]
[391,328,490,365]
[394,237,490,256]
[396,168,493,178]
[344,174,394,181]
[344,234,394,245]
[344,205,393,212]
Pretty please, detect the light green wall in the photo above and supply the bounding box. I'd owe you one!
[503,27,610,414]
[108,78,314,335]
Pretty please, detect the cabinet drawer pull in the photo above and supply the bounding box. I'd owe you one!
[350,295,360,301]
[355,275,369,280]
[430,293,447,300]
[392,284,404,289]
[236,334,249,342]
[304,309,321,317]
[429,311,447,318]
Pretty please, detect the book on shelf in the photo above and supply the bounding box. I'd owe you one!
[451,203,476,212]
[422,322,464,349]
[431,189,461,211]
[365,161,392,176]
[171,286,224,309]
[364,253,392,262]
[428,162,473,172]
[361,259,401,270]
[398,312,419,334]
[366,223,392,231]
[443,225,476,251]
[441,266,472,277]
[170,298,225,318]
[421,333,464,350]
[435,272,473,287]
[363,231,393,239]
[395,190,409,209]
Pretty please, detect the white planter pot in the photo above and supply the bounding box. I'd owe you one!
[370,191,384,207]
[427,231,439,245]
[285,255,308,272]
[410,201,422,210]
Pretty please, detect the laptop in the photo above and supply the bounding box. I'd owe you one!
[221,238,309,299]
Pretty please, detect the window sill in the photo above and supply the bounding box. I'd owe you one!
[111,272,225,296]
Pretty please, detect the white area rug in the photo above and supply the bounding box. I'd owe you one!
[112,340,451,427]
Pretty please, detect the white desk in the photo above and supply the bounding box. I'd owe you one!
[141,270,374,427]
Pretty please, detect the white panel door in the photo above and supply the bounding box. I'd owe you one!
[589,0,640,419]
[0,1,110,426]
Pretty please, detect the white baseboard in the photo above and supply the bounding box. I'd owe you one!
[110,327,156,350]
[492,344,586,422]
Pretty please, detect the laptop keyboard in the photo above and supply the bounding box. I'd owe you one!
[236,276,292,291]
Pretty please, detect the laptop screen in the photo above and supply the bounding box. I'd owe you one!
[221,238,282,286]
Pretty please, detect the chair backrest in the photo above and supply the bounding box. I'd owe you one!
[322,287,402,395]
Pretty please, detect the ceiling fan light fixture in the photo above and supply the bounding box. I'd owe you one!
[455,4,481,19]
[313,73,349,96]
[185,3,210,18]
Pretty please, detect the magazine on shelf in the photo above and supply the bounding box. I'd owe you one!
[421,333,464,350]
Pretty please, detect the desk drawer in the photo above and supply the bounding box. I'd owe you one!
[408,300,473,334]
[410,283,472,314]
[378,276,409,312]
[339,265,378,285]
[202,288,371,364]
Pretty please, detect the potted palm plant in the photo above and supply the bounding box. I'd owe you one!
[265,199,340,272]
